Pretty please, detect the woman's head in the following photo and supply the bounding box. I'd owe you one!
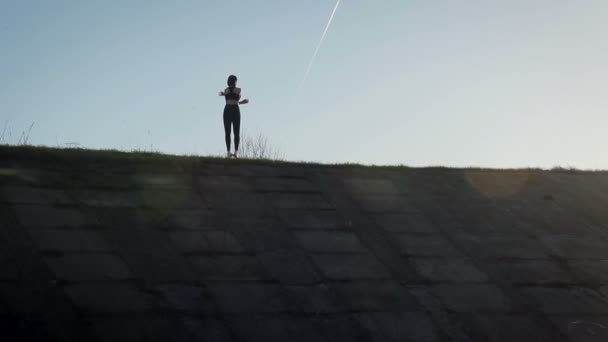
[227,75,237,87]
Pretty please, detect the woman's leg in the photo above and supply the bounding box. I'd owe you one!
[223,112,232,152]
[233,111,241,152]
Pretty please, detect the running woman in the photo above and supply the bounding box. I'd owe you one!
[219,75,249,157]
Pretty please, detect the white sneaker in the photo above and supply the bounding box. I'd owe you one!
[233,151,238,158]
[226,151,231,157]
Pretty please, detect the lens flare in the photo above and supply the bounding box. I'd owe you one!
[464,170,533,199]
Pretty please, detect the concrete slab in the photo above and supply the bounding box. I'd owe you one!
[122,255,198,283]
[132,173,190,188]
[269,193,333,210]
[69,172,135,189]
[333,281,421,311]
[343,178,399,196]
[100,228,176,256]
[198,175,252,192]
[166,209,218,230]
[394,234,464,257]
[312,254,391,280]
[189,255,269,281]
[318,314,374,341]
[600,286,608,298]
[442,217,522,237]
[355,195,406,213]
[283,284,344,313]
[205,192,266,209]
[169,231,243,254]
[231,227,297,253]
[568,260,608,285]
[254,177,319,193]
[374,213,437,233]
[357,311,440,342]
[181,318,235,342]
[258,251,321,285]
[44,253,132,281]
[90,207,151,228]
[455,313,567,342]
[412,257,489,282]
[521,286,608,314]
[139,189,205,209]
[485,259,575,285]
[294,231,366,253]
[28,229,111,252]
[1,186,72,205]
[221,216,276,230]
[524,211,597,237]
[0,284,60,314]
[14,205,90,229]
[72,190,141,207]
[549,315,608,342]
[431,284,510,312]
[154,284,214,314]
[229,316,327,342]
[452,235,550,259]
[278,209,344,230]
[64,283,159,313]
[91,315,194,342]
[540,236,608,259]
[207,283,294,313]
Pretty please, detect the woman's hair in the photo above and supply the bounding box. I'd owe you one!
[227,75,237,87]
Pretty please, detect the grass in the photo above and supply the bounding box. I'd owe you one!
[0,121,604,173]
[0,122,437,170]
[0,144,292,166]
[0,121,35,146]
[1,144,606,174]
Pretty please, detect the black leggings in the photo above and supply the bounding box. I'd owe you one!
[223,104,241,151]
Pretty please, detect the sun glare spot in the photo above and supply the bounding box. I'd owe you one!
[0,168,17,177]
[464,170,533,199]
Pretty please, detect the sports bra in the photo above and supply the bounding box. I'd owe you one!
[224,87,241,104]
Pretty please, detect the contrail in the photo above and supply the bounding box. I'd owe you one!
[299,0,342,90]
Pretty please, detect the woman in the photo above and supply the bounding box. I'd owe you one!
[219,75,249,157]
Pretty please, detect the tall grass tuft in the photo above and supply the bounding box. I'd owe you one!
[237,132,283,160]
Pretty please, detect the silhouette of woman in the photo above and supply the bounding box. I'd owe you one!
[219,75,249,158]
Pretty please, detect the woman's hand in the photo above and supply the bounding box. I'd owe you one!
[218,91,224,96]
[239,98,249,105]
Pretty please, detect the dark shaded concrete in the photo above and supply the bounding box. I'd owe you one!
[1,146,608,341]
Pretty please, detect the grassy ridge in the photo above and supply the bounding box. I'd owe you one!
[0,144,605,174]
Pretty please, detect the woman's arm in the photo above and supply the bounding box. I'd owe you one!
[237,88,248,104]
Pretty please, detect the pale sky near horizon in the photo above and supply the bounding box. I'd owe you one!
[1,1,607,169]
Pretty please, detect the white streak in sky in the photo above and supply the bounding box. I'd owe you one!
[299,0,342,90]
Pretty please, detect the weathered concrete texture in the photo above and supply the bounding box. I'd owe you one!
[14,205,91,229]
[28,229,112,252]
[44,253,133,281]
[1,147,608,341]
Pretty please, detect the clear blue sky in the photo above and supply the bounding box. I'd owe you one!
[1,1,607,168]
